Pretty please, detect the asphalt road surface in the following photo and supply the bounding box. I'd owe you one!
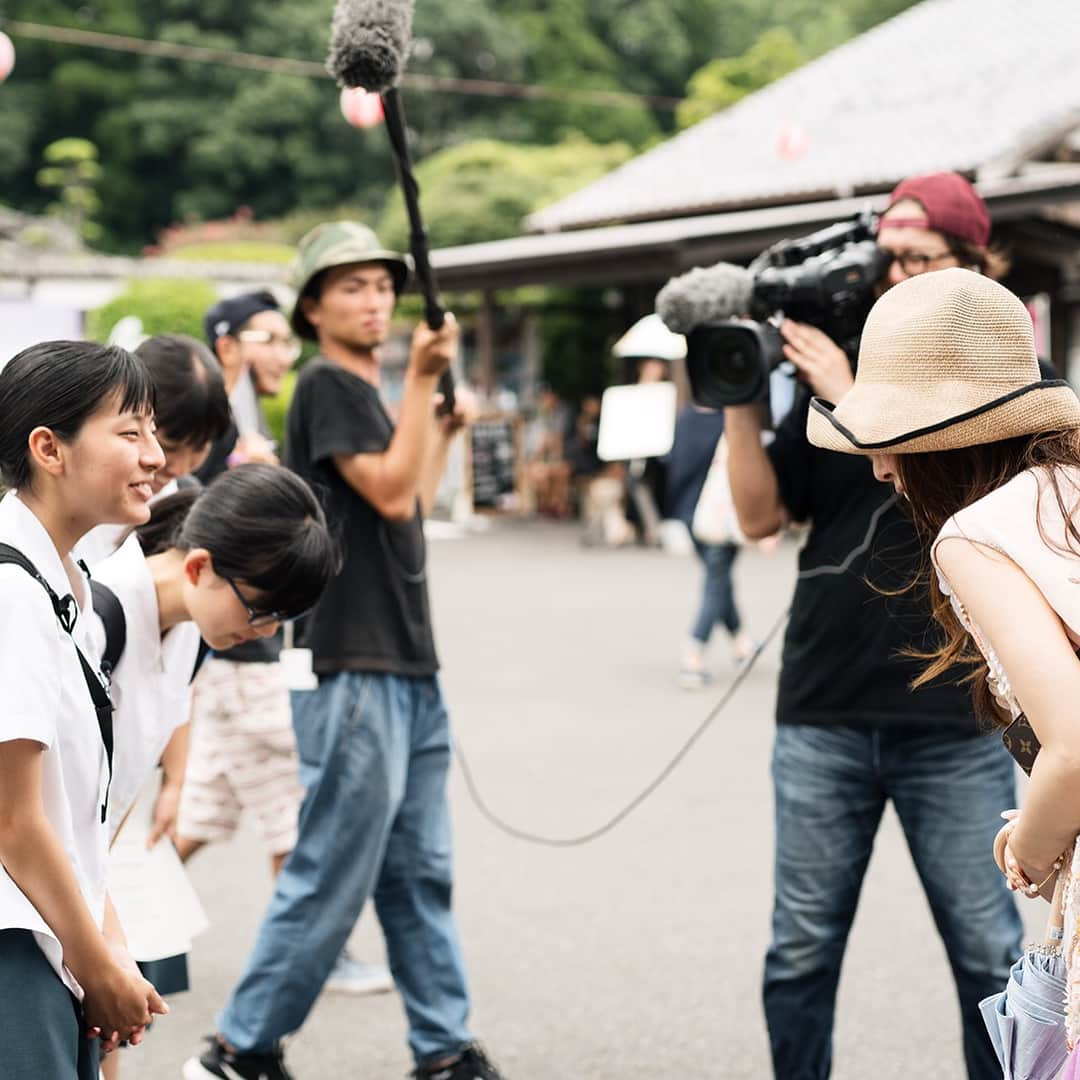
[132,520,1042,1079]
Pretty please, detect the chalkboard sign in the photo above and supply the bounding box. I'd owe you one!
[468,415,521,512]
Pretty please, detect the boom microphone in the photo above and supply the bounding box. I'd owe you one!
[327,0,456,414]
[654,262,755,335]
[327,0,412,93]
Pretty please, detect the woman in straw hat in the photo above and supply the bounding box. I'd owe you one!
[808,266,1080,1060]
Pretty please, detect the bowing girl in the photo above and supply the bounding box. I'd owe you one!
[98,461,338,852]
[94,463,337,1080]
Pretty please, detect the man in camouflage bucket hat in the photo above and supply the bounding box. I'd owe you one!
[185,223,507,1080]
[289,221,411,341]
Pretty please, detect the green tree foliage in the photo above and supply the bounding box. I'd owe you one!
[85,278,219,342]
[378,136,633,250]
[0,0,923,251]
[36,137,104,242]
[2,0,394,251]
[676,0,921,129]
[677,27,804,129]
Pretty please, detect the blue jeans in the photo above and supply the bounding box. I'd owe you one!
[763,724,1022,1080]
[691,542,741,644]
[218,672,471,1065]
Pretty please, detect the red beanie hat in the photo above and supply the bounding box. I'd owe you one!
[884,172,991,248]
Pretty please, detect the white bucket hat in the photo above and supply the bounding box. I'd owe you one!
[612,314,687,362]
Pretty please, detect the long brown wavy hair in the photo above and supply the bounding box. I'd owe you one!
[895,429,1080,727]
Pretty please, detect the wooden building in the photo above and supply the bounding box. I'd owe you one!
[431,0,1080,381]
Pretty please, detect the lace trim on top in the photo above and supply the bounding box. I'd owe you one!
[932,543,1021,719]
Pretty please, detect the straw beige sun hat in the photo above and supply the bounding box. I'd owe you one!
[806,268,1080,455]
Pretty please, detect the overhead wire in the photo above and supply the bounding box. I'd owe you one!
[4,20,684,112]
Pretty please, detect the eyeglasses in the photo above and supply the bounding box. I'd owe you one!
[222,574,290,628]
[885,249,955,275]
[235,329,303,362]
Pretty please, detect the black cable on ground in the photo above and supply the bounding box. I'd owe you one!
[452,495,898,848]
[452,606,788,848]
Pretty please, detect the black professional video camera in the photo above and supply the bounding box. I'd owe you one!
[671,212,892,408]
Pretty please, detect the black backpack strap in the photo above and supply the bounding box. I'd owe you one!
[89,580,127,680]
[0,543,114,823]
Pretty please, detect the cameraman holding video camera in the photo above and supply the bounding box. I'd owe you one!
[661,173,1022,1080]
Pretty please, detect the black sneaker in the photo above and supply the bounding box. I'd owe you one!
[182,1035,294,1080]
[413,1043,506,1080]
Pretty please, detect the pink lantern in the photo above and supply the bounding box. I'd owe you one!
[775,123,810,162]
[339,87,384,129]
[0,33,14,84]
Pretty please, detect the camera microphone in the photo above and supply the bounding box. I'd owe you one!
[327,0,456,414]
[656,263,777,408]
[327,0,413,93]
[656,217,887,409]
[655,263,755,335]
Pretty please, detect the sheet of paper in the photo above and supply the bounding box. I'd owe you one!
[597,382,678,462]
[107,774,209,962]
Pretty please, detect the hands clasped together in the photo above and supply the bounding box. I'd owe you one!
[84,942,169,1054]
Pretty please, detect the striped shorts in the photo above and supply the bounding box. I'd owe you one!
[178,659,303,856]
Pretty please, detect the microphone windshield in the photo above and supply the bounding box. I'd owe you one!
[655,263,754,335]
[327,0,414,93]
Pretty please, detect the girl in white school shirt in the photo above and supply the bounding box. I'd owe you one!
[0,340,169,1080]
[98,464,337,884]
[94,464,337,1080]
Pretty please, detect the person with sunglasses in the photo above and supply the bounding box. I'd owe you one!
[195,291,297,481]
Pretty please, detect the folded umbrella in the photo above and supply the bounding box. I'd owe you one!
[980,872,1070,1080]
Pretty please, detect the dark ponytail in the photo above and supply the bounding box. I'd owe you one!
[136,465,338,618]
[0,340,154,491]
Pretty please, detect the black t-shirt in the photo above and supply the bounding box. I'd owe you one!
[766,386,974,733]
[285,359,438,676]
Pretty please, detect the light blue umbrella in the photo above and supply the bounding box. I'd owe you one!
[980,875,1069,1080]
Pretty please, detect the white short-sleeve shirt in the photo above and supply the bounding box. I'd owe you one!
[87,534,201,840]
[0,492,110,999]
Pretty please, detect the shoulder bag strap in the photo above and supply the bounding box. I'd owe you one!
[0,543,114,823]
[89,579,127,680]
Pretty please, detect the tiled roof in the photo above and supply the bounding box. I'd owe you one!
[527,0,1080,232]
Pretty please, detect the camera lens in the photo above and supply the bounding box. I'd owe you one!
[728,349,749,375]
[687,324,769,408]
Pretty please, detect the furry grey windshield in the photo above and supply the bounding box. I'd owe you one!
[326,0,414,93]
[655,263,755,335]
